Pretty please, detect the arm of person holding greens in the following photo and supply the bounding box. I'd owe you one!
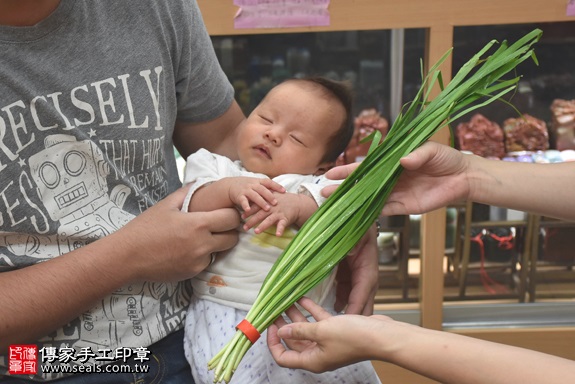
[268,297,575,384]
[320,140,575,315]
[322,140,575,221]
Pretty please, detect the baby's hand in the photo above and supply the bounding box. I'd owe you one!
[243,193,315,236]
[229,177,285,212]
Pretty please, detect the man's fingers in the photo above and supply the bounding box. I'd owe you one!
[192,208,240,255]
[267,324,284,349]
[273,316,289,329]
[363,295,375,315]
[267,325,291,363]
[277,321,317,342]
[380,200,409,216]
[209,231,239,254]
[348,293,374,316]
[200,208,241,232]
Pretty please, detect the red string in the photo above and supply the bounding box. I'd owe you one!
[489,233,514,250]
[470,231,509,294]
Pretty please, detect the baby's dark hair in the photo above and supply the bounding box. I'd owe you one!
[284,76,354,164]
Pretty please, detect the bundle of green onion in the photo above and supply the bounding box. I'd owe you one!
[209,28,542,383]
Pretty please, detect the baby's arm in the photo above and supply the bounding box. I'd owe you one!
[243,191,318,236]
[187,177,285,213]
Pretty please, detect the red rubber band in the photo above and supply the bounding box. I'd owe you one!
[236,319,260,344]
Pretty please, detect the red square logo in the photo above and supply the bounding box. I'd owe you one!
[8,345,38,375]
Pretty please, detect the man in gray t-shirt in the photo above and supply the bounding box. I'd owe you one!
[0,1,242,381]
[0,1,378,382]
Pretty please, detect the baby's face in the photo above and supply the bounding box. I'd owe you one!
[236,82,344,178]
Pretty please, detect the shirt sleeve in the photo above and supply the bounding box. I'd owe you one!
[181,149,226,211]
[298,175,342,207]
[174,0,235,122]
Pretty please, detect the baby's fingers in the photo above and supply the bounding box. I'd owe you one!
[274,219,288,236]
[237,195,255,212]
[261,179,286,194]
[243,209,271,231]
[242,204,262,220]
[244,188,275,211]
[253,214,282,234]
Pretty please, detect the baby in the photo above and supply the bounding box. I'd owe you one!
[182,77,381,383]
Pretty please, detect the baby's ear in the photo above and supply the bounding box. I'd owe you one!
[314,161,335,176]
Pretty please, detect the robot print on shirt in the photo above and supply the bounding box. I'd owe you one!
[2,134,134,259]
[9,133,190,349]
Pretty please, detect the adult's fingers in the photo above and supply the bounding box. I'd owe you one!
[399,140,443,170]
[320,184,338,198]
[196,208,240,255]
[208,231,238,256]
[267,324,285,351]
[324,162,359,181]
[284,304,309,324]
[200,208,241,232]
[334,226,378,315]
[321,163,361,198]
[273,315,289,329]
[296,297,332,321]
[343,276,376,315]
[276,319,318,342]
[267,324,304,368]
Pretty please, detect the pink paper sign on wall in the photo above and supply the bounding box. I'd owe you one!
[568,0,575,16]
[234,0,330,29]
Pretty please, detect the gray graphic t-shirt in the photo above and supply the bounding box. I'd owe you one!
[0,0,234,380]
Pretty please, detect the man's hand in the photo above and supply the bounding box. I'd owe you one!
[120,187,241,282]
[334,224,379,315]
[0,187,241,349]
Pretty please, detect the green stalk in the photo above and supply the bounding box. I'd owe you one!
[209,28,542,383]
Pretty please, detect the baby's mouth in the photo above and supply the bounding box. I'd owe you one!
[255,145,271,159]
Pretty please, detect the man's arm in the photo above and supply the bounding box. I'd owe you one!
[0,188,240,352]
[173,100,245,160]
